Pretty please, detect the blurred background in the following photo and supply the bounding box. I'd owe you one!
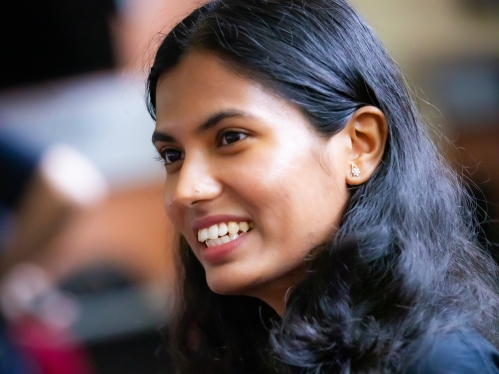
[0,0,498,373]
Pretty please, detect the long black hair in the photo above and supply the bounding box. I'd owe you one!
[147,1,499,373]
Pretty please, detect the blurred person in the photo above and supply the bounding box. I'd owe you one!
[0,133,107,273]
[0,0,175,372]
[0,133,106,374]
[146,0,499,373]
[1,263,95,374]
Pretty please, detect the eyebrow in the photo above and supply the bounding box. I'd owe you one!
[152,109,250,145]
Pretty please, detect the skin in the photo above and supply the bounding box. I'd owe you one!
[152,51,387,316]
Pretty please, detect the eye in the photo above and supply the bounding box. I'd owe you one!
[220,131,247,146]
[161,148,184,164]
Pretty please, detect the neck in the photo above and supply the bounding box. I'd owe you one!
[243,266,306,317]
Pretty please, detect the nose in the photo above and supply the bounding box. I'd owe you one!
[166,153,222,208]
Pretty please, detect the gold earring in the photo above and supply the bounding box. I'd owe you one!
[350,163,361,177]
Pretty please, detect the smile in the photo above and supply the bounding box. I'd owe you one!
[198,221,253,247]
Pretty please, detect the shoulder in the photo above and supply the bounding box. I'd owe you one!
[407,330,499,374]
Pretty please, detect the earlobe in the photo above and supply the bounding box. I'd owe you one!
[344,106,388,185]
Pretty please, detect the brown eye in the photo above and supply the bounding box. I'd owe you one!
[221,131,247,145]
[163,149,184,164]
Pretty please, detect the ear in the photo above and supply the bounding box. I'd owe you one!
[344,106,387,185]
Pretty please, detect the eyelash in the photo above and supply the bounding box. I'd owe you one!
[218,130,248,146]
[155,148,184,165]
[155,130,248,166]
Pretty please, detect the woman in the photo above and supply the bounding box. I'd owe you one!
[147,0,499,372]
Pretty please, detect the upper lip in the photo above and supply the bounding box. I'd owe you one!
[190,214,252,233]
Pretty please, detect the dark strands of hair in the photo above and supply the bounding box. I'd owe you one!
[147,1,499,373]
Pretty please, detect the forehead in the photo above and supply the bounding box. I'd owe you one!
[153,51,320,144]
[155,52,278,124]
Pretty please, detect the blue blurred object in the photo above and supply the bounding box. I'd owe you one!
[0,130,42,210]
[0,317,38,374]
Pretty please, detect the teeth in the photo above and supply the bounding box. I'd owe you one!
[228,222,239,235]
[198,228,208,242]
[219,222,228,236]
[208,225,218,240]
[206,236,228,247]
[197,221,252,246]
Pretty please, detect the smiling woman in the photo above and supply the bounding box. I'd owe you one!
[151,51,373,312]
[147,1,499,373]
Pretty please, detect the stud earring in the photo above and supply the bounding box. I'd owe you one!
[350,163,361,177]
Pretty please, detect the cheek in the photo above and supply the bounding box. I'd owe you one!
[233,156,345,243]
[234,165,333,234]
[163,190,184,233]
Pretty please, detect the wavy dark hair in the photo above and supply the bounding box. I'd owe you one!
[146,0,499,373]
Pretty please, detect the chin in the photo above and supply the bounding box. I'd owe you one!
[206,276,242,296]
[205,270,257,297]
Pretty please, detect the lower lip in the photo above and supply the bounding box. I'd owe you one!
[199,232,248,263]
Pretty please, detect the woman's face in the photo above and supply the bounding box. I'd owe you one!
[153,51,351,313]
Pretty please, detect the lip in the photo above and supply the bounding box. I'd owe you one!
[190,214,252,232]
[199,231,248,264]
